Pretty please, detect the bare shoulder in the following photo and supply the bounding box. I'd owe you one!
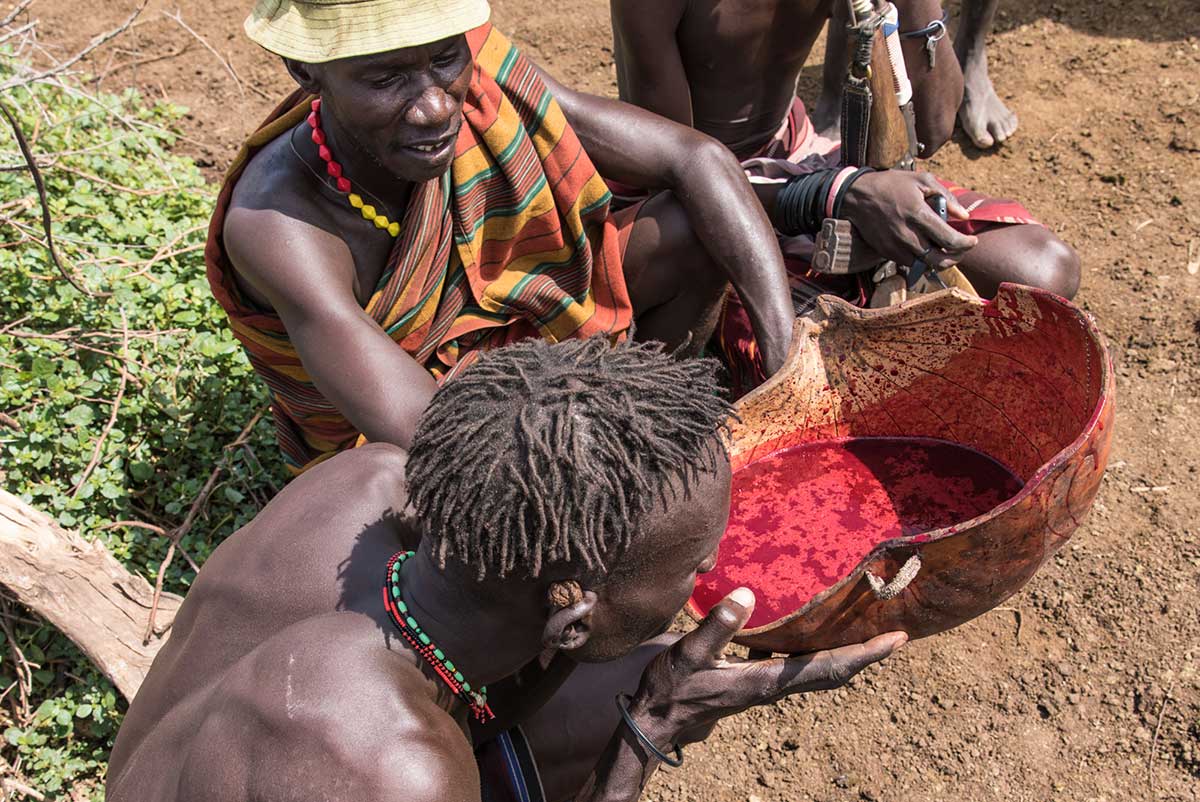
[285,441,410,498]
[211,442,412,561]
[222,130,356,312]
[185,615,480,802]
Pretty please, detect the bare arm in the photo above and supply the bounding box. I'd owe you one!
[224,208,438,451]
[610,0,692,126]
[537,70,794,376]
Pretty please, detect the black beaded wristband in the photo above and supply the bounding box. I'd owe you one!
[615,693,684,768]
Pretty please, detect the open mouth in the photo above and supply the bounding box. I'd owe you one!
[403,131,457,160]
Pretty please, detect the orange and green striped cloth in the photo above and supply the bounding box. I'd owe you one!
[206,24,633,473]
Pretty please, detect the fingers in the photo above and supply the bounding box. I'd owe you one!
[912,211,977,264]
[770,631,908,696]
[675,587,755,670]
[913,173,967,219]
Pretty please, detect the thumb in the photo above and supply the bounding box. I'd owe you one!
[937,186,971,221]
[676,587,755,670]
[920,178,970,221]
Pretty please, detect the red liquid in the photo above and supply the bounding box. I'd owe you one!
[691,437,1024,629]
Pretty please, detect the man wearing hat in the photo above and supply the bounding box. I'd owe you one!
[205,0,797,473]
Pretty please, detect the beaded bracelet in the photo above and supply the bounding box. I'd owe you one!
[615,694,684,768]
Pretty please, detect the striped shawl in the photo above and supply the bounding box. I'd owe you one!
[206,24,632,472]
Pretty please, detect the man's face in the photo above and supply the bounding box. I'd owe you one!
[313,35,473,183]
[573,445,733,662]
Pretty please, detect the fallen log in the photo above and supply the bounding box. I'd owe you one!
[0,489,180,701]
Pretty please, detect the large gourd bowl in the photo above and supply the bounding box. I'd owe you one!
[687,284,1114,653]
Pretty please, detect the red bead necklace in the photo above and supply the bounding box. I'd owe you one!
[305,98,401,238]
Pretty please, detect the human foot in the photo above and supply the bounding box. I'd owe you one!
[958,57,1018,148]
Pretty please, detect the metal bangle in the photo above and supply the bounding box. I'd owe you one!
[614,694,684,768]
[900,12,949,39]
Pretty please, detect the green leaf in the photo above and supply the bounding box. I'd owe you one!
[31,357,56,377]
[64,405,95,427]
[222,486,245,504]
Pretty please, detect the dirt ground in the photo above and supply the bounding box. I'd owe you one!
[15,0,1200,799]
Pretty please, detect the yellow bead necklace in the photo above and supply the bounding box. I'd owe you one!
[306,97,401,239]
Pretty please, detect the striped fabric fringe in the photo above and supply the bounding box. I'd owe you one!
[206,24,632,473]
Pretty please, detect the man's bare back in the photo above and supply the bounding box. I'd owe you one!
[104,447,463,801]
[106,340,902,802]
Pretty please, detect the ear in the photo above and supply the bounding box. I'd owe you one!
[283,57,322,95]
[542,582,598,652]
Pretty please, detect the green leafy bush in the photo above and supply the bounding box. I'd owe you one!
[1,59,285,798]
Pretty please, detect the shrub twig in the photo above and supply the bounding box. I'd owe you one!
[93,42,191,85]
[0,0,33,28]
[142,408,268,643]
[159,10,243,97]
[0,0,148,92]
[71,308,130,498]
[0,98,93,296]
[1146,676,1177,793]
[0,597,34,726]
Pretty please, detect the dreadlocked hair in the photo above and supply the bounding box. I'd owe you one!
[405,335,734,580]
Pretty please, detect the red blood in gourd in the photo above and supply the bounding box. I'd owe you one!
[691,437,1024,629]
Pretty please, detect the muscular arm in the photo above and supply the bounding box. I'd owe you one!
[537,70,794,375]
[224,208,437,451]
[610,0,692,125]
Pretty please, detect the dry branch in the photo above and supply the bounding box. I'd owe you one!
[141,410,266,641]
[159,10,243,97]
[94,42,190,85]
[0,19,35,46]
[0,0,33,28]
[0,490,181,701]
[0,97,91,295]
[70,307,130,497]
[0,0,148,92]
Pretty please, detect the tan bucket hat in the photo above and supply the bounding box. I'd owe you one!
[244,0,492,63]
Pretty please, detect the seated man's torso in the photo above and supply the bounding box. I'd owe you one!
[104,447,452,802]
[674,0,832,156]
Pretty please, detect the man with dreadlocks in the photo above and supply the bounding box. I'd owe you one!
[107,337,904,802]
